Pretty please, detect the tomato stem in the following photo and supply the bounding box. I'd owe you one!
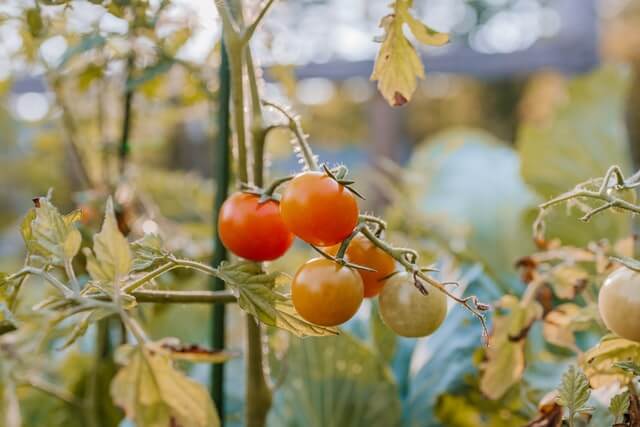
[359,226,491,345]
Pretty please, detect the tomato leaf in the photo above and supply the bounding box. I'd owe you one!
[157,338,239,364]
[22,197,82,265]
[581,336,640,388]
[556,365,591,417]
[542,303,593,351]
[370,0,448,106]
[609,391,630,422]
[613,360,640,377]
[217,262,338,337]
[131,233,167,272]
[480,295,542,399]
[84,198,131,284]
[111,345,220,427]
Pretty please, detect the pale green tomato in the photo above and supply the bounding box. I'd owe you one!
[599,266,640,342]
[378,272,447,337]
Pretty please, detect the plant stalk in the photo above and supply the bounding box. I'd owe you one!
[210,40,232,419]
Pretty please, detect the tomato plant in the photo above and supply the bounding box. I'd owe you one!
[291,257,364,326]
[218,192,293,261]
[280,171,360,246]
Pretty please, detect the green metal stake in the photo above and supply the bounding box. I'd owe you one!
[210,41,231,423]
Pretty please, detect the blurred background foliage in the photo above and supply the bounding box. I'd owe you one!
[1,0,640,426]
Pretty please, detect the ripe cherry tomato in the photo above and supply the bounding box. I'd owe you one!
[326,234,396,297]
[599,266,640,342]
[280,171,359,246]
[218,192,293,261]
[292,257,364,326]
[378,272,447,337]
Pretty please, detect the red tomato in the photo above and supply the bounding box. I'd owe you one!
[280,171,359,246]
[326,234,396,297]
[218,192,293,261]
[292,258,364,326]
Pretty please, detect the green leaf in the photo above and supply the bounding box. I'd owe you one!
[218,262,338,337]
[614,360,640,377]
[59,34,106,68]
[131,234,167,272]
[111,345,220,427]
[85,198,131,284]
[581,336,640,388]
[518,66,633,245]
[267,333,401,427]
[480,295,543,399]
[609,391,630,421]
[22,198,82,265]
[556,365,591,416]
[370,1,448,106]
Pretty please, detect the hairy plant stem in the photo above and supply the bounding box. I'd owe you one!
[534,165,640,240]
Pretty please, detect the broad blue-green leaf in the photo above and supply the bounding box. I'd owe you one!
[111,345,219,427]
[518,66,633,245]
[405,271,504,427]
[268,333,401,427]
[408,128,538,290]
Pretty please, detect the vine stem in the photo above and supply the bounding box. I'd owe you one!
[534,165,640,240]
[262,100,319,171]
[359,225,490,342]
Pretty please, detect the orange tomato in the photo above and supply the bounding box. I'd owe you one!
[326,234,396,297]
[280,171,359,246]
[291,258,364,326]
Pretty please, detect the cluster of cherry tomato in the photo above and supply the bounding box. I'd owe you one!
[218,170,447,337]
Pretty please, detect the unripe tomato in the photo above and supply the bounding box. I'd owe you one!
[291,258,364,326]
[217,192,293,261]
[326,234,396,297]
[280,171,359,246]
[378,272,447,337]
[598,266,640,342]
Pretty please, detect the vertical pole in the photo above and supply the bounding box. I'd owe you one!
[210,41,231,422]
[119,54,135,174]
